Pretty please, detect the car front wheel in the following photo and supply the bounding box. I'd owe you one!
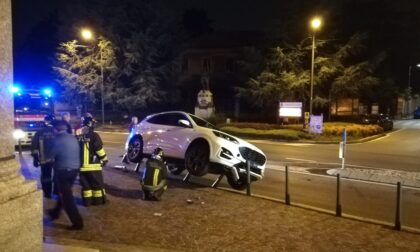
[127,136,143,163]
[226,173,248,190]
[185,142,209,176]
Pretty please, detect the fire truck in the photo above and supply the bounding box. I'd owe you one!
[11,86,54,146]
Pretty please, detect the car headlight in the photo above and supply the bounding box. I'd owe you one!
[212,131,239,144]
[13,129,25,140]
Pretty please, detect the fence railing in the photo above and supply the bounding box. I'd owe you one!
[184,162,420,233]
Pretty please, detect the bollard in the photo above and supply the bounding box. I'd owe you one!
[246,161,251,196]
[336,174,342,217]
[285,165,290,205]
[394,182,402,231]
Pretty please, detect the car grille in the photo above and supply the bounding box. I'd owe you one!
[239,147,266,166]
[233,163,263,176]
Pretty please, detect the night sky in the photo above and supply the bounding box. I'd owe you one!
[11,0,420,91]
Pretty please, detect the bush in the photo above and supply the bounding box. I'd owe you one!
[219,122,384,141]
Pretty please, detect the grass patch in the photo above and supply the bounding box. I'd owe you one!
[219,122,384,142]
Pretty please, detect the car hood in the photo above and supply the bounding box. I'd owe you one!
[211,128,266,157]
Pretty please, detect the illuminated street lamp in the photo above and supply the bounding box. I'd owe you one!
[81,28,93,41]
[80,28,105,125]
[309,17,322,116]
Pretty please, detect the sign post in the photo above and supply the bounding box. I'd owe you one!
[304,112,310,129]
[339,128,347,169]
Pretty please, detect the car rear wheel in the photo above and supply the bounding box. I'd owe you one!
[127,136,143,163]
[226,173,248,190]
[185,142,209,176]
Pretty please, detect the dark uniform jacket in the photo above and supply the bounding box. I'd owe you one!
[77,128,107,171]
[142,159,167,191]
[31,125,55,165]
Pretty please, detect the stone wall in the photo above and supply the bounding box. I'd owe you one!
[0,0,42,250]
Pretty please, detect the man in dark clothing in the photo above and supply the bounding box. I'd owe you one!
[76,115,108,206]
[141,147,168,201]
[61,112,73,134]
[31,114,56,198]
[48,120,83,230]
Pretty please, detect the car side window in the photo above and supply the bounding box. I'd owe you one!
[147,114,173,125]
[172,113,192,127]
[146,113,191,127]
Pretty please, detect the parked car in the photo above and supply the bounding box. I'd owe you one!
[125,111,266,190]
[414,107,420,119]
[360,113,393,131]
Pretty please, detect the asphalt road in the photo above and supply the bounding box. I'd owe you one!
[98,121,420,231]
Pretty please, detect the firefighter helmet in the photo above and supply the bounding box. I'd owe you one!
[82,115,96,128]
[152,147,164,161]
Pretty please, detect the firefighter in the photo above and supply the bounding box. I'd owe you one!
[141,147,168,201]
[31,114,57,198]
[76,115,108,206]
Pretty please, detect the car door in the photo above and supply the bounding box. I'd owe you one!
[141,114,175,155]
[161,113,196,158]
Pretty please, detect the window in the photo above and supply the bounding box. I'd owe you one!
[147,113,191,127]
[147,114,173,125]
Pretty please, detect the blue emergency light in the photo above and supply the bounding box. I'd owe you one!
[43,88,52,97]
[9,85,20,94]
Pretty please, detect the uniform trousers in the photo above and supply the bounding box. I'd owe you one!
[51,169,83,228]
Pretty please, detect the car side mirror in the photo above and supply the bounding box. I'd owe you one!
[178,119,191,128]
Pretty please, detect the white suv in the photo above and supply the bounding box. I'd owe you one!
[125,111,266,190]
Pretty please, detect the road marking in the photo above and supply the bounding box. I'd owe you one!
[248,140,314,146]
[285,157,316,162]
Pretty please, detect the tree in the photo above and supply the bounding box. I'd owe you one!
[237,33,386,119]
[53,37,117,110]
[54,0,182,113]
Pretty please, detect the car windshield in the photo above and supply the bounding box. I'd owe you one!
[188,114,217,129]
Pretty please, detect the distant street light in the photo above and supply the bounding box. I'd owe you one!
[309,17,322,116]
[80,28,105,125]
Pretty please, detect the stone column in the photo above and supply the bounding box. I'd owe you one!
[0,0,42,250]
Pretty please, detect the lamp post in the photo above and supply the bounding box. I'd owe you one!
[81,28,105,125]
[309,17,322,116]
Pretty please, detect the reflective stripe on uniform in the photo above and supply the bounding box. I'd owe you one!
[80,164,102,172]
[83,190,93,197]
[83,142,90,166]
[93,190,103,197]
[96,148,106,158]
[153,169,160,186]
